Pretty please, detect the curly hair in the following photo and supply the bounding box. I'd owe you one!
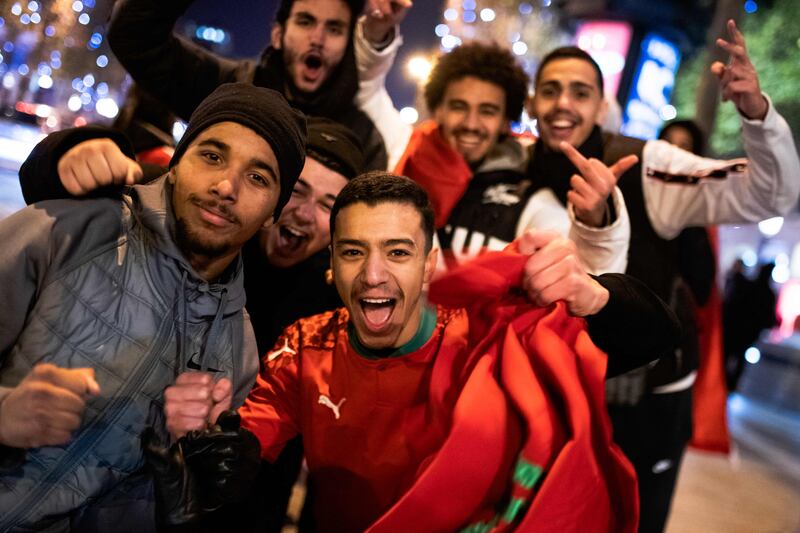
[424,42,529,122]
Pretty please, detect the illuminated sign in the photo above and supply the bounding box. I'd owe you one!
[621,33,681,140]
[574,20,633,98]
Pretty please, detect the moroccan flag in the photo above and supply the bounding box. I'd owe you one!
[367,250,639,532]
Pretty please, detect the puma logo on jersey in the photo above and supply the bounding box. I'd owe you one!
[267,338,297,362]
[318,394,346,420]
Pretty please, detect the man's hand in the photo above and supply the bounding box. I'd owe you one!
[142,410,261,526]
[710,19,767,121]
[163,372,232,440]
[519,230,609,317]
[363,0,412,46]
[0,363,100,448]
[57,138,143,196]
[561,141,638,228]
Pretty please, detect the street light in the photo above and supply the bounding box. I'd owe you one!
[407,56,432,83]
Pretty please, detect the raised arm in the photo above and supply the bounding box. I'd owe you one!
[642,20,800,239]
[107,0,248,120]
[354,2,413,170]
[18,127,171,205]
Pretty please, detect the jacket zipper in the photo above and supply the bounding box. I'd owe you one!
[1,316,175,529]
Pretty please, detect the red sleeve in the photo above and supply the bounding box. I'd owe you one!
[238,324,302,462]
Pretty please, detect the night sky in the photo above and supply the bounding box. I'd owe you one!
[184,0,444,109]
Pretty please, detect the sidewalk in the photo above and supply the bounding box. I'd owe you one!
[666,395,800,533]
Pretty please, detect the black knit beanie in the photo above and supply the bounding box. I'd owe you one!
[170,83,307,221]
[306,117,365,180]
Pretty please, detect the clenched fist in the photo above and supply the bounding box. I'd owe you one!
[0,363,100,448]
[58,138,143,195]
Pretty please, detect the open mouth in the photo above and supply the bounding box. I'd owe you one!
[276,224,308,254]
[547,117,579,139]
[305,54,322,69]
[359,297,396,330]
[300,53,324,81]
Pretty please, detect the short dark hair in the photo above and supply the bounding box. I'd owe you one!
[330,172,435,252]
[274,0,365,28]
[535,46,604,96]
[424,42,529,122]
[659,119,706,156]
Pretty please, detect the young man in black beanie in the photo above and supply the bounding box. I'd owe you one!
[18,113,366,533]
[0,83,307,532]
[105,0,389,171]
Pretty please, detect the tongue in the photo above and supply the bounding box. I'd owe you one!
[362,302,393,327]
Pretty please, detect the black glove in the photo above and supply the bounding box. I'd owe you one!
[142,410,261,529]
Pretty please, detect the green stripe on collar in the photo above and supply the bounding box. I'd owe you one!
[349,304,437,360]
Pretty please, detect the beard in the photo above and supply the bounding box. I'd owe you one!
[174,215,232,259]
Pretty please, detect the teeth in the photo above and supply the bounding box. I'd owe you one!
[362,298,392,304]
[552,120,573,128]
[284,226,306,238]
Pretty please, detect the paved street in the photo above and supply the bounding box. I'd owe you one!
[0,118,43,219]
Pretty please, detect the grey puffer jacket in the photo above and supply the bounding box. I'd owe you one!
[0,175,258,531]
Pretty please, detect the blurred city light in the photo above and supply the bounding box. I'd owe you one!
[36,74,53,89]
[96,97,119,118]
[34,103,52,117]
[67,95,82,112]
[659,104,677,121]
[407,56,432,82]
[758,216,784,237]
[72,1,83,12]
[480,8,496,22]
[512,41,528,56]
[744,0,758,14]
[173,121,187,142]
[518,2,533,15]
[441,34,461,50]
[443,8,458,21]
[399,106,419,124]
[434,24,449,37]
[744,347,760,365]
[741,249,757,268]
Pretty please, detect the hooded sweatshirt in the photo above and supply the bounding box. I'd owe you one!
[0,176,258,531]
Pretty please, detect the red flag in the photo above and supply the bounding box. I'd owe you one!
[368,250,639,532]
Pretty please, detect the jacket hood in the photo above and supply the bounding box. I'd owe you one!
[126,174,248,319]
